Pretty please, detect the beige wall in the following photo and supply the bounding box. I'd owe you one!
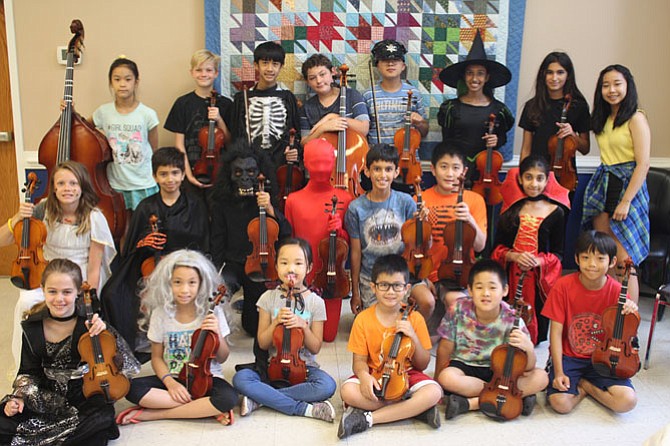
[9,0,669,158]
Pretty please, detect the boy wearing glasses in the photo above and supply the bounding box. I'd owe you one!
[338,254,442,439]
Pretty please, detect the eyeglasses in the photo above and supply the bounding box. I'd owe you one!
[373,282,407,292]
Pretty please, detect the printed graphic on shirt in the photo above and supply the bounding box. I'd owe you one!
[102,123,147,165]
[427,203,457,243]
[248,96,288,150]
[362,207,404,255]
[568,312,605,356]
[165,328,195,374]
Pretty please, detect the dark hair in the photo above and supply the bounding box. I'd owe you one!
[461,62,494,98]
[276,237,313,266]
[525,52,586,127]
[108,57,139,82]
[430,142,465,166]
[574,230,617,261]
[371,254,410,284]
[591,64,638,134]
[519,154,550,177]
[151,147,185,174]
[468,259,507,288]
[254,42,285,65]
[301,54,333,80]
[366,143,399,168]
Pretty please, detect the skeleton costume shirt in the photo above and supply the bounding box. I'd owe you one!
[231,85,302,170]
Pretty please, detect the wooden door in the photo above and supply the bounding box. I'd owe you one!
[0,0,20,274]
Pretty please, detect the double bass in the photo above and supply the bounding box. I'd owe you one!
[192,90,225,185]
[393,91,423,184]
[276,129,304,212]
[179,285,226,399]
[372,300,417,401]
[401,177,433,281]
[438,170,476,288]
[78,282,130,403]
[10,173,48,290]
[592,260,641,379]
[472,114,503,205]
[323,65,368,197]
[268,280,307,386]
[313,196,350,300]
[245,174,279,282]
[479,300,527,421]
[548,94,579,191]
[38,20,126,242]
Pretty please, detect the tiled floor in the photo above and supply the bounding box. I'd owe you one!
[0,278,668,445]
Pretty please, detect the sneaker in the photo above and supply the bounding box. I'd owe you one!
[445,394,469,420]
[414,405,441,429]
[337,407,369,439]
[311,401,335,423]
[521,394,537,416]
[240,396,260,416]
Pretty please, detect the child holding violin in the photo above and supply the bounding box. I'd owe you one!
[232,238,337,423]
[542,230,638,414]
[0,259,138,446]
[164,49,233,189]
[299,54,370,145]
[101,147,209,356]
[491,155,570,345]
[518,52,590,172]
[338,254,442,439]
[0,161,116,368]
[435,259,548,420]
[118,249,238,426]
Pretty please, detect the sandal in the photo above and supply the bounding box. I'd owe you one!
[215,409,234,426]
[115,406,144,425]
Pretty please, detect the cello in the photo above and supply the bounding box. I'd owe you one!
[393,91,423,184]
[323,65,368,197]
[192,90,225,185]
[372,300,417,401]
[548,94,579,191]
[38,20,126,243]
[472,114,503,205]
[313,195,350,300]
[179,285,227,399]
[479,300,527,421]
[268,279,307,386]
[78,282,130,403]
[401,177,434,281]
[245,174,279,282]
[276,129,305,212]
[10,173,48,290]
[438,170,476,288]
[592,260,641,379]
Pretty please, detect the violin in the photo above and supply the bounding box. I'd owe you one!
[479,299,527,421]
[323,64,369,197]
[38,20,126,243]
[178,284,226,399]
[276,129,305,212]
[393,91,423,184]
[508,271,532,327]
[472,114,503,205]
[140,214,162,278]
[438,170,476,288]
[401,177,434,281]
[192,90,225,185]
[268,280,307,386]
[245,174,279,282]
[372,300,417,401]
[78,282,130,403]
[548,94,579,191]
[592,260,641,379]
[313,195,350,300]
[10,173,48,290]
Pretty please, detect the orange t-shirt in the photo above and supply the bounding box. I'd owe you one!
[347,303,432,371]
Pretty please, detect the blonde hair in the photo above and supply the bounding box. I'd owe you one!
[190,49,221,71]
[45,161,98,236]
[138,250,222,331]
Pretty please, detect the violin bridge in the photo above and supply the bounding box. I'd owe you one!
[281,359,291,364]
[497,384,509,391]
[95,370,109,377]
[188,363,200,369]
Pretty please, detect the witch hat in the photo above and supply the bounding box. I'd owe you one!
[439,30,512,89]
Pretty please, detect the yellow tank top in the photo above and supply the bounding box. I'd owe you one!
[597,112,642,165]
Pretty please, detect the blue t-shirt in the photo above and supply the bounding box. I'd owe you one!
[344,190,416,279]
[362,82,426,146]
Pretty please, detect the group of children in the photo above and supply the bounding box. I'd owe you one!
[0,31,651,444]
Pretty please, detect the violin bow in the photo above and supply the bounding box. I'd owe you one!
[243,85,252,145]
[368,59,382,144]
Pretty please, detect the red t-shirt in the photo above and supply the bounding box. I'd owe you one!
[541,273,622,359]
